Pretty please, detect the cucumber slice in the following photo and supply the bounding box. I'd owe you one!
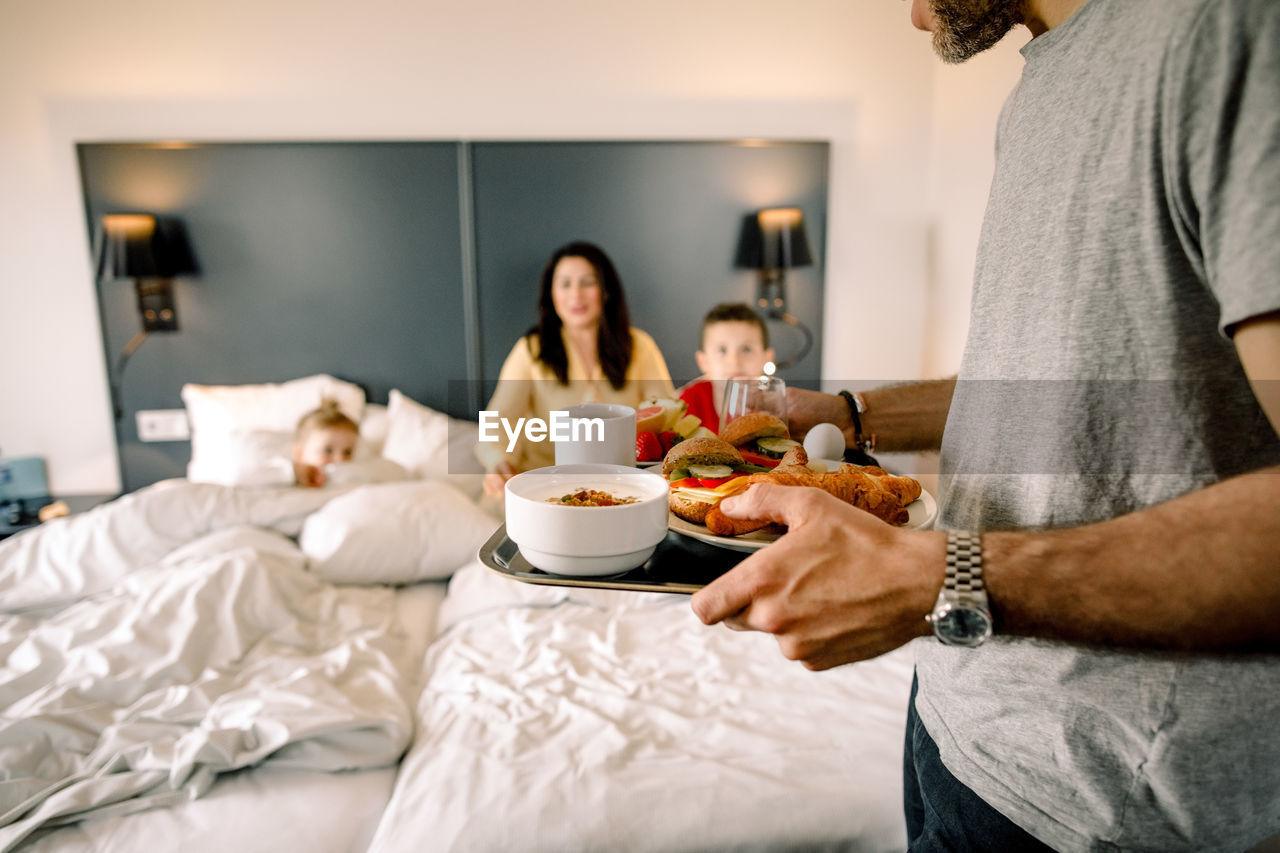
[687,463,734,479]
[756,437,801,458]
[668,467,691,481]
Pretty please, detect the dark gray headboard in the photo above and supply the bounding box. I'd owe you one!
[78,140,829,491]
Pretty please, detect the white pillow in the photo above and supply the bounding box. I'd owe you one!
[359,403,390,454]
[183,374,365,432]
[187,429,294,486]
[299,480,500,584]
[380,390,451,474]
[183,374,366,485]
[381,390,486,500]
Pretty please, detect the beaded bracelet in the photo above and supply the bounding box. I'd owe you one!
[838,390,876,452]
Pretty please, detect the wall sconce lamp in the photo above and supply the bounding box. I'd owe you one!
[96,214,189,331]
[734,207,815,369]
[95,213,197,420]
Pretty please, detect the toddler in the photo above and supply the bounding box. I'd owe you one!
[292,398,359,487]
[678,303,775,434]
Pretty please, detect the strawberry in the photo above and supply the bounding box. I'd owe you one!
[635,431,663,462]
[658,430,681,454]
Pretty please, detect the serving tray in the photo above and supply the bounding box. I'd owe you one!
[478,524,749,593]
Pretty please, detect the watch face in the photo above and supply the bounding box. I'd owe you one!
[933,604,993,648]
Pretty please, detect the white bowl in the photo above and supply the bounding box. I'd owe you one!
[504,464,669,576]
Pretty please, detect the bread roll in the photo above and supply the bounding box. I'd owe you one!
[669,492,715,524]
[660,435,742,478]
[718,412,788,447]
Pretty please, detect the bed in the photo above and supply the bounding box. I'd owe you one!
[2,375,916,852]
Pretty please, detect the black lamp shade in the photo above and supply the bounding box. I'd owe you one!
[97,214,161,280]
[734,207,814,270]
[96,213,197,333]
[96,213,197,281]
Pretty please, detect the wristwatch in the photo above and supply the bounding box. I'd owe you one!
[927,530,993,648]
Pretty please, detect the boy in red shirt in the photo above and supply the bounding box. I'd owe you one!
[678,303,775,435]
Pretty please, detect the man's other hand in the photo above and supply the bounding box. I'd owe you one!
[785,387,852,444]
[691,483,946,670]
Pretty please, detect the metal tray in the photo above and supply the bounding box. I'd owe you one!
[478,524,750,594]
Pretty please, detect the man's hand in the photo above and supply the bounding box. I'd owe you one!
[690,483,946,670]
[785,387,852,443]
[787,380,956,454]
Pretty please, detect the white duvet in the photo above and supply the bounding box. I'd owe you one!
[371,561,914,853]
[0,483,420,851]
[2,478,914,852]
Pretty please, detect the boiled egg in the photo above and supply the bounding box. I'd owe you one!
[803,422,846,462]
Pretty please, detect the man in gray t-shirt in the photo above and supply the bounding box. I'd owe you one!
[691,0,1280,850]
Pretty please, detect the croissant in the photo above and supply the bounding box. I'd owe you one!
[703,447,921,535]
[836,464,923,507]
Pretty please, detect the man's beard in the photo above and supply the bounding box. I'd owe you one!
[929,0,1026,64]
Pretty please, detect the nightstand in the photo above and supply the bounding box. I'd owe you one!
[0,493,117,540]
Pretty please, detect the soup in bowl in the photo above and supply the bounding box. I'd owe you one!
[504,464,669,576]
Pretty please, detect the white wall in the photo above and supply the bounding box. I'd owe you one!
[924,31,1029,376]
[0,0,1024,495]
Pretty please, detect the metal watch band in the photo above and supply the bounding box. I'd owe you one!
[945,530,984,594]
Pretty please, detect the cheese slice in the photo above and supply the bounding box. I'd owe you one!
[671,477,752,504]
[671,486,722,504]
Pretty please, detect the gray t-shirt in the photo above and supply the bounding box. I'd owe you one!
[917,0,1280,850]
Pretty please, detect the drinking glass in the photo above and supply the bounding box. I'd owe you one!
[721,374,787,432]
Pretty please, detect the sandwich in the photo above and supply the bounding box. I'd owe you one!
[717,412,801,468]
[663,436,765,525]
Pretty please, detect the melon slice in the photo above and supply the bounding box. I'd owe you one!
[673,413,703,438]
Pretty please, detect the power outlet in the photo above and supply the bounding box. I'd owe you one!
[136,409,190,442]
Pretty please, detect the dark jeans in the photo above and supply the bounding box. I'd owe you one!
[904,674,1055,852]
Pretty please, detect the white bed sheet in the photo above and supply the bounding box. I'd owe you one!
[370,561,914,853]
[20,580,450,853]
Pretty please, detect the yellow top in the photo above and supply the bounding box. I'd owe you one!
[476,328,675,472]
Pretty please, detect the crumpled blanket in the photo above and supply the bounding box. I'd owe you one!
[369,560,912,853]
[0,482,415,851]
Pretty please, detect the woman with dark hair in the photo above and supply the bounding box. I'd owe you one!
[480,241,675,495]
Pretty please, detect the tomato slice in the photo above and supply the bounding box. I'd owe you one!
[738,449,781,468]
[668,477,701,489]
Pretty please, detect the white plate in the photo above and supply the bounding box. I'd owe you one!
[668,487,938,553]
